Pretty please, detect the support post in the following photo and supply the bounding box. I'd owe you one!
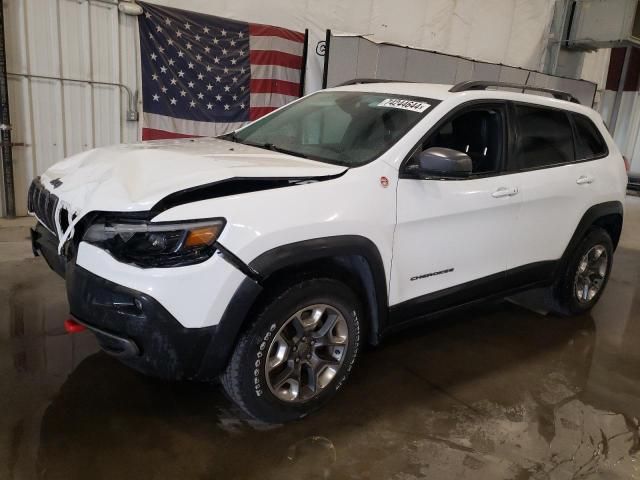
[0,5,15,218]
[609,46,632,134]
[299,29,309,97]
[321,29,331,89]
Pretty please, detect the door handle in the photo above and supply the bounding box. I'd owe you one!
[576,175,594,185]
[492,187,519,198]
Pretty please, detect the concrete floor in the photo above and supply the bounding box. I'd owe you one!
[1,199,640,480]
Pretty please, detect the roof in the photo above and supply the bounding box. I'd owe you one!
[328,81,598,117]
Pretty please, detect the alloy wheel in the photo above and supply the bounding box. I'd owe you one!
[265,304,349,402]
[574,244,608,304]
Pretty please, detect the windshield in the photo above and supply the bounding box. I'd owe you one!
[227,91,438,166]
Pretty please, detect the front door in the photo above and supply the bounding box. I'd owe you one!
[390,103,520,317]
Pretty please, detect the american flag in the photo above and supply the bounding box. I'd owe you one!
[138,2,306,140]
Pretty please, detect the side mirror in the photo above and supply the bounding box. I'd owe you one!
[416,147,472,178]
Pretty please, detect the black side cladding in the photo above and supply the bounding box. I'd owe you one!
[151,171,347,213]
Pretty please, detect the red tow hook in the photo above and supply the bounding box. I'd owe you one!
[64,318,87,334]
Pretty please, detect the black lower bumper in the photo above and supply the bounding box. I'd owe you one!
[32,223,224,381]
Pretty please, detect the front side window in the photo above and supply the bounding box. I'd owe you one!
[572,113,607,160]
[408,105,505,175]
[514,105,574,169]
[229,92,438,167]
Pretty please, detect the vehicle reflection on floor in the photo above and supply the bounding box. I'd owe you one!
[1,200,639,480]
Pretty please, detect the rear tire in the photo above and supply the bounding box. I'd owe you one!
[221,278,363,423]
[548,227,613,316]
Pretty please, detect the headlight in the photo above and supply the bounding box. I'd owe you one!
[83,218,226,268]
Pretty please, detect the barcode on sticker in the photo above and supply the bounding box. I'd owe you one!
[377,98,430,113]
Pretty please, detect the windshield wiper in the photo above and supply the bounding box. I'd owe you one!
[220,131,240,143]
[251,142,308,159]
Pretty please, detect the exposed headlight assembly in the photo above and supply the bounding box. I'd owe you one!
[83,218,226,268]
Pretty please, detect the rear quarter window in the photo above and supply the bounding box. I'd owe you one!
[572,113,608,160]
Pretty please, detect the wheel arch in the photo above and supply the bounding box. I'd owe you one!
[557,201,623,277]
[198,236,389,378]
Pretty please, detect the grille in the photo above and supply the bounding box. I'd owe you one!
[27,178,60,235]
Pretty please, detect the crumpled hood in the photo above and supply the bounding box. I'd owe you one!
[40,137,346,216]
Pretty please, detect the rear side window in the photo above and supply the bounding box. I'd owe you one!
[514,105,574,169]
[572,114,607,160]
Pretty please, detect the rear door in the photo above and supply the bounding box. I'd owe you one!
[505,103,605,280]
[391,102,520,313]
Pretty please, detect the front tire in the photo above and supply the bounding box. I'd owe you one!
[549,227,613,316]
[221,278,363,423]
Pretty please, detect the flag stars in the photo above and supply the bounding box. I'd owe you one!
[152,73,158,80]
[170,78,177,85]
[145,11,151,18]
[240,102,245,109]
[239,49,244,56]
[232,76,238,83]
[197,73,204,80]
[152,93,160,101]
[206,83,213,91]
[203,26,210,34]
[230,39,236,46]
[155,25,162,32]
[189,100,196,108]
[215,75,222,82]
[224,85,230,92]
[197,92,204,99]
[223,67,229,74]
[186,42,193,50]
[204,47,210,54]
[240,85,246,91]
[224,104,230,110]
[213,57,220,64]
[213,37,219,45]
[150,53,157,60]
[176,31,182,38]
[206,102,213,109]
[206,65,212,72]
[168,59,175,66]
[160,66,167,73]
[167,39,173,46]
[178,70,185,77]
[221,29,227,36]
[177,51,184,58]
[188,81,195,88]
[161,86,168,93]
[184,22,191,30]
[196,53,202,61]
[188,62,194,69]
[158,46,165,53]
[215,94,222,101]
[180,90,187,97]
[164,17,172,25]
[240,67,246,74]
[231,58,237,65]
[170,97,177,105]
[232,94,238,101]
[221,48,228,55]
[195,34,201,41]
[238,31,244,38]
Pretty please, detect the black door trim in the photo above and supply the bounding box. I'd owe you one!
[387,260,557,329]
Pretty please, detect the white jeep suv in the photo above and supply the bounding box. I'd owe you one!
[29,80,627,423]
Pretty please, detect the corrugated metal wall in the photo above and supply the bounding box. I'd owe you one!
[3,0,140,216]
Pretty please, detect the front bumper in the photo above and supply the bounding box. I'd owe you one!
[32,223,224,381]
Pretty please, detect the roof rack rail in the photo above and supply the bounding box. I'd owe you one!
[449,80,581,104]
[336,78,410,87]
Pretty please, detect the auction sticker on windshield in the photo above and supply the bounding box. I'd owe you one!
[377,98,431,113]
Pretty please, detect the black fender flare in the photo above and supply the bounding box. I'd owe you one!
[197,235,389,378]
[555,200,623,278]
